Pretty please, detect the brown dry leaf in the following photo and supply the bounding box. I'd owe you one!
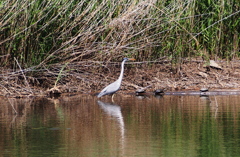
[210,60,222,69]
[198,72,208,78]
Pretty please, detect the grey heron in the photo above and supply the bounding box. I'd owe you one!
[97,57,135,98]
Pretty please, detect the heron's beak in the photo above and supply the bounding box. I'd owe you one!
[128,58,135,61]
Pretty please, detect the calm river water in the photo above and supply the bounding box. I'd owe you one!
[1,94,240,156]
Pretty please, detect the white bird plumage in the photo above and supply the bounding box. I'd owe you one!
[97,57,135,98]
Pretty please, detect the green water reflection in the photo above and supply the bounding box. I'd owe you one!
[1,95,240,156]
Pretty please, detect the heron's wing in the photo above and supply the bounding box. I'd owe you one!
[98,80,121,97]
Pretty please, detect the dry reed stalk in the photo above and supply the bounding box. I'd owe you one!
[14,57,33,94]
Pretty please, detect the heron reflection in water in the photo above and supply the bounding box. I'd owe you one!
[97,100,125,154]
[97,58,135,100]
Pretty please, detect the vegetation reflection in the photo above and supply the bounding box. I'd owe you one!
[1,95,240,156]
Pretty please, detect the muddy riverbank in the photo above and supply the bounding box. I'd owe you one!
[1,59,240,98]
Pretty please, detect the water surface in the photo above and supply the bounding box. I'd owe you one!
[1,95,240,156]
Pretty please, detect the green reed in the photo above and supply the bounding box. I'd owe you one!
[0,0,239,68]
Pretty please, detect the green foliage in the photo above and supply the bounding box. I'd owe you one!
[0,0,239,68]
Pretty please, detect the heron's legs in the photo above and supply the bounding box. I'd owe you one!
[111,94,115,102]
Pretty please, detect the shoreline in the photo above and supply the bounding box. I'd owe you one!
[1,59,240,98]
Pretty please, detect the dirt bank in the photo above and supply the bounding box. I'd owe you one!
[1,59,240,98]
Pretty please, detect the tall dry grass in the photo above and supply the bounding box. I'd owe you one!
[0,0,239,68]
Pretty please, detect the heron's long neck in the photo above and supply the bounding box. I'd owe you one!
[118,60,126,82]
